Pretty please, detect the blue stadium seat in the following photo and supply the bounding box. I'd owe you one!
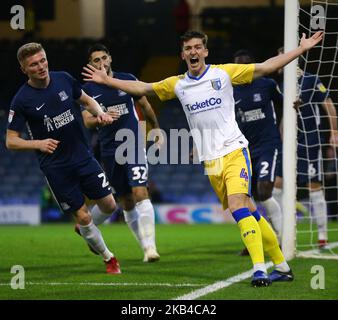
[178,194,199,204]
[200,192,219,204]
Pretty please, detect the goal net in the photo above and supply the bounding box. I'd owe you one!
[282,0,338,260]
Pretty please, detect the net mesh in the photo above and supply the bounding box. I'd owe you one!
[295,0,338,258]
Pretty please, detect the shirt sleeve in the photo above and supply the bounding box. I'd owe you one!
[215,64,255,85]
[7,99,26,132]
[64,72,83,100]
[152,76,180,101]
[270,79,283,104]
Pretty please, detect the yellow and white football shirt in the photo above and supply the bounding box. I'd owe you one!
[152,64,255,161]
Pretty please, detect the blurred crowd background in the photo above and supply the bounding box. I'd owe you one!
[0,0,337,222]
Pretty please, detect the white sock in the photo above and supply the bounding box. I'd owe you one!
[90,205,112,226]
[310,190,328,241]
[260,197,283,242]
[274,261,290,273]
[135,199,156,249]
[124,208,142,245]
[272,187,283,211]
[253,263,267,274]
[79,220,114,261]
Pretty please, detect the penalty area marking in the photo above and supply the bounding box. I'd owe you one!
[174,262,274,300]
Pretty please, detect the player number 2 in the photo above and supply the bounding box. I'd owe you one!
[98,173,109,188]
[260,161,269,176]
[132,166,147,181]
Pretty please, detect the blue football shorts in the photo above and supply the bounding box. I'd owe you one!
[43,157,112,214]
[101,148,148,198]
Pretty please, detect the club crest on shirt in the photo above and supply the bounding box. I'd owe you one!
[58,91,69,101]
[211,78,221,90]
[253,93,262,102]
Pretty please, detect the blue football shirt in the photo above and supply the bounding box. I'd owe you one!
[8,71,92,169]
[82,72,142,157]
[234,77,283,157]
[297,72,329,146]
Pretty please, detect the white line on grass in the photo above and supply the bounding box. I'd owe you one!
[174,262,274,300]
[0,282,206,288]
[174,242,338,300]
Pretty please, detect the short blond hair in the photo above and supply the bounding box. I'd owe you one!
[17,42,44,64]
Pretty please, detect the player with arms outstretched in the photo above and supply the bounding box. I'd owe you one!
[82,30,323,286]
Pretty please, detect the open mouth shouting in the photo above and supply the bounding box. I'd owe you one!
[190,57,199,67]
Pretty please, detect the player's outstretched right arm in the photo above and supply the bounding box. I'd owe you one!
[6,129,60,154]
[82,65,155,97]
[253,31,323,79]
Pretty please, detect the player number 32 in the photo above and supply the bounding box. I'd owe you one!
[132,166,147,182]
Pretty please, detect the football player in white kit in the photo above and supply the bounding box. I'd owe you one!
[82,30,323,286]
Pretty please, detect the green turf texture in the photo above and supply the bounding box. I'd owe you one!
[0,223,337,300]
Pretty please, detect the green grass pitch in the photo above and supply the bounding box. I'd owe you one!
[0,223,337,300]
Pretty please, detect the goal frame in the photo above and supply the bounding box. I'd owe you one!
[281,0,299,260]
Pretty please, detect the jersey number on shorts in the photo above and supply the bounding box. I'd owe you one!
[132,166,147,183]
[308,163,317,177]
[98,172,109,188]
[260,161,270,177]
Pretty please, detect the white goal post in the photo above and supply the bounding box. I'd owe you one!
[282,0,299,260]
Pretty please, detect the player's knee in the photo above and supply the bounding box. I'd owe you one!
[274,176,283,189]
[97,195,117,214]
[256,190,272,201]
[256,182,273,201]
[74,205,92,225]
[121,194,135,211]
[228,194,248,213]
[132,187,149,203]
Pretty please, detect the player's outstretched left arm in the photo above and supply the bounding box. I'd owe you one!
[253,31,323,79]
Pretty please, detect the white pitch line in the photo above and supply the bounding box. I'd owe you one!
[0,282,206,288]
[174,241,338,300]
[174,262,274,300]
